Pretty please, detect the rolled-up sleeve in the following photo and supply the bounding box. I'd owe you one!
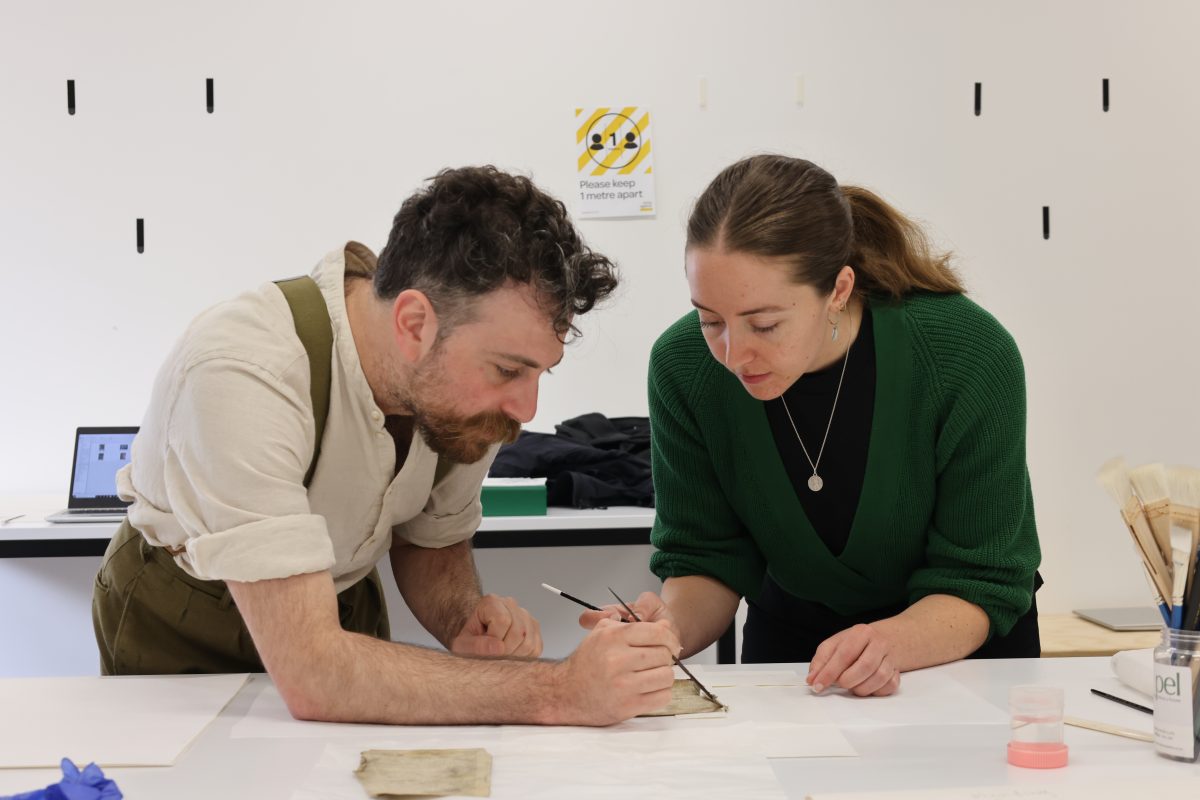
[127,354,335,582]
[906,321,1040,637]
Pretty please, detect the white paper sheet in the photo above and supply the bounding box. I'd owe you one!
[233,671,808,740]
[292,739,790,800]
[650,683,854,752]
[0,768,65,796]
[233,681,856,758]
[231,683,498,741]
[810,668,1007,727]
[681,666,1007,749]
[691,669,805,687]
[0,673,248,768]
[670,683,857,758]
[806,777,1200,800]
[494,713,855,760]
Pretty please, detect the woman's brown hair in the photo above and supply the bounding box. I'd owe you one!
[686,154,963,298]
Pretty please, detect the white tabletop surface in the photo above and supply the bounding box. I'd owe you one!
[0,494,655,542]
[0,657,1193,799]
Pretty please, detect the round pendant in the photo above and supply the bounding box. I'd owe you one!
[807,474,824,492]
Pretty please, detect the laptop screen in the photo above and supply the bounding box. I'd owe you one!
[68,427,139,509]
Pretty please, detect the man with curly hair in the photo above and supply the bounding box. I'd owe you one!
[92,166,680,726]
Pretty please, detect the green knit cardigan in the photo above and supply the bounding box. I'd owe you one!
[647,292,1041,638]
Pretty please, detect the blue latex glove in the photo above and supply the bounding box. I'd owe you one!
[2,759,122,800]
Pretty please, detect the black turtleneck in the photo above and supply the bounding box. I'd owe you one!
[762,306,876,557]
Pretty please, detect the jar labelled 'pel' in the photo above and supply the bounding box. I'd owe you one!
[1153,628,1200,762]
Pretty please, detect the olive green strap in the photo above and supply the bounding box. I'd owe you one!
[274,277,332,489]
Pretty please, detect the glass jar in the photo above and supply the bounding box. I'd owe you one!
[1152,628,1200,761]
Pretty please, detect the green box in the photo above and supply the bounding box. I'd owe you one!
[481,478,548,517]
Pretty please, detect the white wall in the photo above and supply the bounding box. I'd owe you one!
[2,0,1199,618]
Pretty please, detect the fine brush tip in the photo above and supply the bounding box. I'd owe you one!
[607,586,725,709]
[607,587,641,621]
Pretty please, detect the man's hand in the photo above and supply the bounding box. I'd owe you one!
[578,591,681,638]
[555,617,681,725]
[806,623,901,697]
[450,594,543,658]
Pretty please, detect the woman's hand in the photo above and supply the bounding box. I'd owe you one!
[805,595,990,696]
[578,591,682,641]
[806,623,901,697]
[578,577,739,660]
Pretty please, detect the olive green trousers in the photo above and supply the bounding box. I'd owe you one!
[92,520,390,675]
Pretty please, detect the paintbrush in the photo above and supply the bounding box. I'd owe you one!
[1140,565,1172,627]
[1168,467,1200,631]
[606,587,725,710]
[1168,466,1200,559]
[1154,466,1198,629]
[1168,529,1190,630]
[1130,463,1173,566]
[1090,688,1152,714]
[542,583,727,710]
[541,583,605,613]
[1097,458,1173,607]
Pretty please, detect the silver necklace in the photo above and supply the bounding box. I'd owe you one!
[779,334,852,493]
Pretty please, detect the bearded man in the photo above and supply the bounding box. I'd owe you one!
[91,166,681,727]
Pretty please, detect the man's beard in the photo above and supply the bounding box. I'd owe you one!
[398,351,522,465]
[412,405,521,465]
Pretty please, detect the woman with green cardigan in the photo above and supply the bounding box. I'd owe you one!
[584,155,1041,697]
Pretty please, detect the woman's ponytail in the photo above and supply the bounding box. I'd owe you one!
[842,185,963,298]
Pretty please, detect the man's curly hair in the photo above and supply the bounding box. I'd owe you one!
[375,166,619,339]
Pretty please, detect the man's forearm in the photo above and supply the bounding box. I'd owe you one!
[390,539,482,647]
[871,594,990,672]
[291,628,566,725]
[230,570,683,727]
[231,569,561,724]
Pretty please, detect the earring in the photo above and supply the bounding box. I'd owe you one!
[829,302,849,341]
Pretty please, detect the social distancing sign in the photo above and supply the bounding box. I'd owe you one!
[574,106,655,219]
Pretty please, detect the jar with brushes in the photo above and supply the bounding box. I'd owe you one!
[1152,627,1200,761]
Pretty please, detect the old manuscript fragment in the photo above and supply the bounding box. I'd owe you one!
[354,748,492,798]
[639,678,726,717]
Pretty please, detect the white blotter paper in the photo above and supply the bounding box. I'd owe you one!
[293,739,790,800]
[810,668,1007,727]
[806,778,1200,800]
[234,670,856,759]
[0,674,249,768]
[698,669,809,687]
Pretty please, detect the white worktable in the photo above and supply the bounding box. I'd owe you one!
[0,658,1192,800]
[0,495,657,554]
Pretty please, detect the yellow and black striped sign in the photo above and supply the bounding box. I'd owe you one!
[576,106,653,177]
[574,106,656,218]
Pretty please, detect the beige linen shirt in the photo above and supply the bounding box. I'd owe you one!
[116,243,495,591]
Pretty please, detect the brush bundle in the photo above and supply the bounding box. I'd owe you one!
[1097,460,1200,631]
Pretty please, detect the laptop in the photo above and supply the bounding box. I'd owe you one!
[1072,607,1164,632]
[44,427,139,523]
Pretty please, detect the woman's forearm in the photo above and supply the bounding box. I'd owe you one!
[661,575,742,658]
[870,594,990,672]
